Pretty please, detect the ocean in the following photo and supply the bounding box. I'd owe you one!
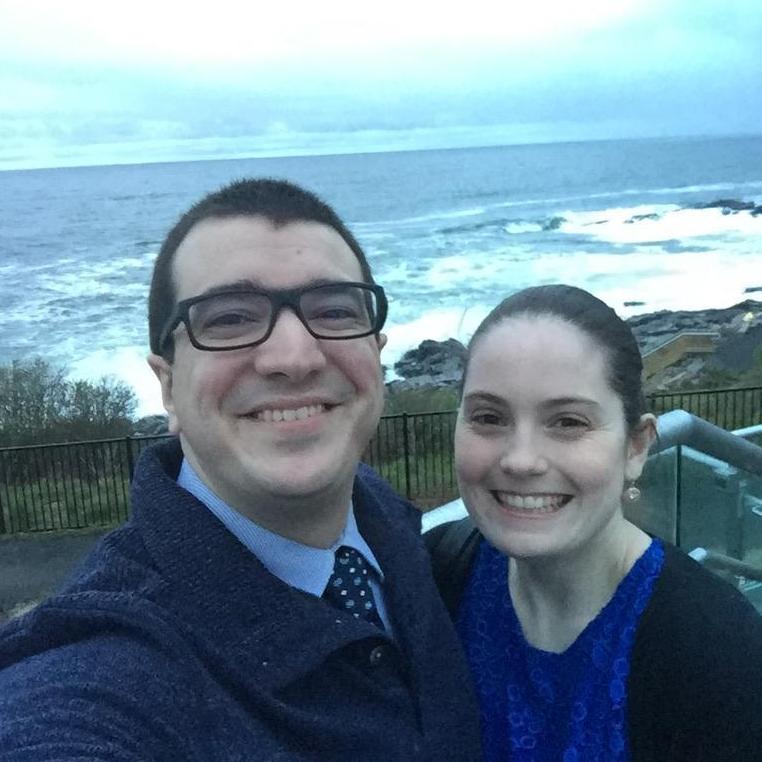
[1,134,761,416]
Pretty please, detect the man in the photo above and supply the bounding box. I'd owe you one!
[0,179,480,760]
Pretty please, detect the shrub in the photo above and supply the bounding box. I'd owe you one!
[0,358,137,447]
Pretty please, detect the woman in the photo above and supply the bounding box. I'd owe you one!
[435,285,762,760]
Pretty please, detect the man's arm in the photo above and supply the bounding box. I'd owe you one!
[0,629,201,762]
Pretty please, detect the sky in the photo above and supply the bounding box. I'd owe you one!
[1,0,761,170]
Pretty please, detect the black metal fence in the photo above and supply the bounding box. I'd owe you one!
[1,385,760,535]
[0,435,166,535]
[365,411,458,507]
[647,385,762,432]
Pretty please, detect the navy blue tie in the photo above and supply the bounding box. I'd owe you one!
[323,546,384,628]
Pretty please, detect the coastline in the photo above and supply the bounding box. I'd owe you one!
[386,299,762,395]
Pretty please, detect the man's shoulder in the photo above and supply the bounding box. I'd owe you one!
[0,593,207,759]
[0,519,171,673]
[52,517,162,604]
[0,573,186,674]
[2,595,174,667]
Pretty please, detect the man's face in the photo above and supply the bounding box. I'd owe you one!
[148,216,386,530]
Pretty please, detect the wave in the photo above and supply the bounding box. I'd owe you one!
[489,180,762,213]
[357,182,762,238]
[557,202,762,246]
[387,197,762,246]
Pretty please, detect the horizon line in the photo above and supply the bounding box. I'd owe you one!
[3,129,761,175]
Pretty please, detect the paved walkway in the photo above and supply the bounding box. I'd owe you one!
[0,529,106,618]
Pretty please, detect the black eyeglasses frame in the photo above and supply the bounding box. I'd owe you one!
[159,281,388,352]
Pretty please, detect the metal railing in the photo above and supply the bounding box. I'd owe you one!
[654,410,762,476]
[0,435,168,534]
[0,412,460,535]
[1,384,761,535]
[647,385,762,431]
[365,410,458,507]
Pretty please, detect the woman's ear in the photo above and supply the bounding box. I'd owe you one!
[625,413,657,482]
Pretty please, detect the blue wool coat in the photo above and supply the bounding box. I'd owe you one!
[0,440,481,761]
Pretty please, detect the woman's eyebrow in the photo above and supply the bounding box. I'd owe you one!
[541,396,601,409]
[463,392,602,409]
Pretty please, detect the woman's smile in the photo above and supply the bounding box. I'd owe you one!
[491,491,572,513]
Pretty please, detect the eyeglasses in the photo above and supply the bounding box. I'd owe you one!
[160,281,388,352]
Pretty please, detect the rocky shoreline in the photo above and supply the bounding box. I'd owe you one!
[388,299,762,394]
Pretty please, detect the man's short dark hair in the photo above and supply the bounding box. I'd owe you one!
[148,178,374,360]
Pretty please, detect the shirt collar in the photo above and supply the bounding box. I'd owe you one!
[177,458,384,597]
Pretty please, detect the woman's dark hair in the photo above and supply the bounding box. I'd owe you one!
[463,284,646,431]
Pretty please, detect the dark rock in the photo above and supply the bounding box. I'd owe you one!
[628,300,762,389]
[744,286,762,294]
[542,216,565,231]
[691,198,755,212]
[626,213,660,223]
[393,338,466,387]
[624,300,646,307]
[133,414,169,436]
[627,300,762,355]
[713,323,762,372]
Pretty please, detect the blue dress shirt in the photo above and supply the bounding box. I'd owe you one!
[177,459,392,631]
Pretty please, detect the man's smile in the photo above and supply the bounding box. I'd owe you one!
[250,403,329,422]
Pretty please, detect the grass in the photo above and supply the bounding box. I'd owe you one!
[371,448,459,507]
[0,474,129,534]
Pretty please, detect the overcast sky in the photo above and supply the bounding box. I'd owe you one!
[2,0,761,169]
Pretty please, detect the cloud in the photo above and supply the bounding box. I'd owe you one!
[0,0,652,69]
[1,0,760,169]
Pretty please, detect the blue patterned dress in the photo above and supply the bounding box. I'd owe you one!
[457,539,664,761]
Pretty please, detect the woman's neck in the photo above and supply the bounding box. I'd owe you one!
[508,517,651,653]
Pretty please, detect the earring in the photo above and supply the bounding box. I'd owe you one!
[623,484,641,503]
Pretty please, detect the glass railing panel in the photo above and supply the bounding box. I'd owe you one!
[676,446,739,556]
[630,446,679,545]
[633,445,762,612]
[739,476,762,572]
[677,446,762,612]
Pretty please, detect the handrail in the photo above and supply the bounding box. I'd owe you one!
[653,410,762,476]
[688,547,762,582]
[733,423,762,440]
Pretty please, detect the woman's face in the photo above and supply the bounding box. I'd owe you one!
[454,315,652,561]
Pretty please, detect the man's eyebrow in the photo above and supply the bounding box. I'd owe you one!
[196,280,255,298]
[193,278,350,299]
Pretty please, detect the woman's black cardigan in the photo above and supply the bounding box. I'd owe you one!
[426,518,762,761]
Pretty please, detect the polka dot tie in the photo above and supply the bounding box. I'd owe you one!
[323,546,384,629]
